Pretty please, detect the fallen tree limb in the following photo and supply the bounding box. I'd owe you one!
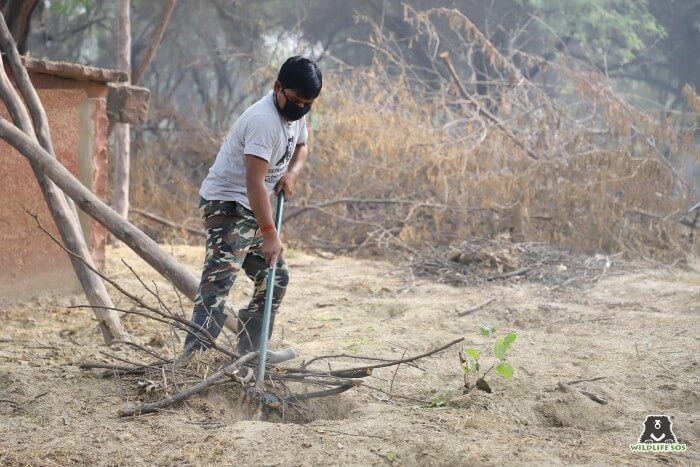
[0,119,199,300]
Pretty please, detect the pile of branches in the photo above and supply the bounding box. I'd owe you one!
[51,233,461,419]
[25,212,461,420]
[82,337,461,421]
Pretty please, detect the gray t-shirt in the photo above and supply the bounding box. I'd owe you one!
[199,92,308,210]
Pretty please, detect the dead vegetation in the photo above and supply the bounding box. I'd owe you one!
[131,7,700,283]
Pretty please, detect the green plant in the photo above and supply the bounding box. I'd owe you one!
[425,392,452,408]
[460,326,517,392]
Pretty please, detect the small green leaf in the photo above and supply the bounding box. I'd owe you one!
[385,451,398,461]
[504,332,517,346]
[480,324,495,336]
[463,359,478,373]
[426,394,449,408]
[496,361,514,379]
[494,338,507,360]
[466,348,480,360]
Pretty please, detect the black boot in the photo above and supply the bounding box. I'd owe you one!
[237,309,275,355]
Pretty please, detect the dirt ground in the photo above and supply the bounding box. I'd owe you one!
[1,244,698,466]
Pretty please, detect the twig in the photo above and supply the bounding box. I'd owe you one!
[387,349,407,401]
[80,362,144,372]
[130,208,204,237]
[300,353,420,370]
[456,297,496,317]
[566,376,607,385]
[287,337,465,377]
[484,267,530,281]
[439,51,538,160]
[284,197,492,222]
[98,351,163,372]
[111,340,172,363]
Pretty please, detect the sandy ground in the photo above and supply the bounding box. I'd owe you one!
[0,244,698,466]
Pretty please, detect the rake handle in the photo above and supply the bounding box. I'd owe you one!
[255,191,285,388]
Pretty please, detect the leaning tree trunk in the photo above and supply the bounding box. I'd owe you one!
[132,0,177,87]
[113,0,131,222]
[0,13,129,344]
[0,118,200,300]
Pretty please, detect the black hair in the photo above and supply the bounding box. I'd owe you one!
[277,56,322,100]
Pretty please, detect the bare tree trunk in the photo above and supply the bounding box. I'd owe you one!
[0,118,200,300]
[132,0,177,86]
[0,13,129,344]
[113,0,131,221]
[105,0,176,139]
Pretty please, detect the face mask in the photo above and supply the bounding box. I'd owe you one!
[277,88,312,121]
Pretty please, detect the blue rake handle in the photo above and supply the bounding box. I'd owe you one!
[255,191,285,389]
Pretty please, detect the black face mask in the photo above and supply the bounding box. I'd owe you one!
[276,88,312,121]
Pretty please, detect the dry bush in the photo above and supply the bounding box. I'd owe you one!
[130,7,700,265]
[286,7,699,262]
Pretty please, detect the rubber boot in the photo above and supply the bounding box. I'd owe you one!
[237,309,275,355]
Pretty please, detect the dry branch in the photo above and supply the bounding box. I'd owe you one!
[130,207,204,237]
[456,297,497,317]
[288,337,465,377]
[439,51,538,160]
[284,197,493,222]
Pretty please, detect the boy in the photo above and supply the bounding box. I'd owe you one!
[183,56,322,356]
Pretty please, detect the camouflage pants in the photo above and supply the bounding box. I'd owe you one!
[184,198,289,352]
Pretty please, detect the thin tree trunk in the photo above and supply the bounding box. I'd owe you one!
[0,118,200,300]
[0,13,128,344]
[132,0,176,86]
[113,0,131,220]
[105,0,176,139]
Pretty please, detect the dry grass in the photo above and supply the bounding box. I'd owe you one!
[129,7,700,265]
